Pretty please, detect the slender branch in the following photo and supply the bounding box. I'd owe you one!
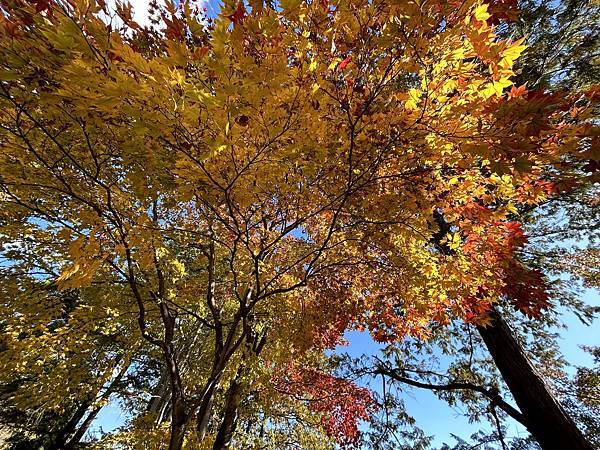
[372,366,528,427]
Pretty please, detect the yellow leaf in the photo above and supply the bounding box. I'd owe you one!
[328,58,341,71]
[499,38,527,69]
[405,88,421,110]
[482,78,512,98]
[447,233,461,250]
[474,4,490,22]
[57,264,81,282]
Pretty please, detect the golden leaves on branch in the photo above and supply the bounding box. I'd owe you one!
[0,0,598,445]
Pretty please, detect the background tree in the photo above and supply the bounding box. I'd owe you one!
[352,0,599,448]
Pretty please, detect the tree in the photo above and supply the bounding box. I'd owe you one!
[351,1,600,447]
[340,1,600,448]
[0,0,596,448]
[0,281,139,449]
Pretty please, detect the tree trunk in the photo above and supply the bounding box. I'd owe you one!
[166,364,189,450]
[167,384,188,450]
[47,399,93,450]
[196,384,216,440]
[148,368,172,425]
[64,404,103,448]
[477,306,593,450]
[169,418,187,450]
[212,376,244,450]
[64,359,131,447]
[49,357,130,449]
[147,369,169,414]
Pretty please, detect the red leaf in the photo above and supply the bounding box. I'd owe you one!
[509,84,527,99]
[338,56,351,71]
[228,2,245,24]
[162,14,185,39]
[504,263,550,318]
[275,367,376,448]
[116,1,133,23]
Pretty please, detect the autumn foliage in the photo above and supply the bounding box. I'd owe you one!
[0,0,597,448]
[275,366,376,447]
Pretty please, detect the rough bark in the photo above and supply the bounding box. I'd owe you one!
[477,306,593,450]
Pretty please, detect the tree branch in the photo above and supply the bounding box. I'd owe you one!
[373,366,528,427]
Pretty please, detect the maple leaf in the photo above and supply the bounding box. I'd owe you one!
[337,56,352,70]
[162,14,186,40]
[0,0,597,447]
[276,367,376,447]
[115,1,140,29]
[228,2,245,24]
[509,84,527,98]
[474,4,491,22]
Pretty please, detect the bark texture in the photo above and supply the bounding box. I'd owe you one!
[477,306,593,450]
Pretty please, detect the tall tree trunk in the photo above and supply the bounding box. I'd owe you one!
[47,399,94,450]
[166,352,189,450]
[64,405,102,448]
[49,357,130,450]
[167,387,188,450]
[212,375,244,450]
[64,359,131,448]
[196,383,216,440]
[148,368,172,426]
[477,306,593,450]
[211,326,266,450]
[169,418,187,450]
[147,369,169,414]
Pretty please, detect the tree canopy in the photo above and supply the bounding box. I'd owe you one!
[0,0,597,448]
